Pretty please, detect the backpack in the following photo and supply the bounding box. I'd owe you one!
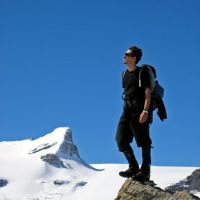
[139,64,167,121]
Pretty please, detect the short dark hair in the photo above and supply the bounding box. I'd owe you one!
[128,46,142,64]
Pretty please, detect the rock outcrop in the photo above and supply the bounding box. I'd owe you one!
[41,153,69,168]
[29,142,58,154]
[115,178,200,200]
[166,169,200,194]
[53,180,71,185]
[0,178,8,187]
[56,128,80,158]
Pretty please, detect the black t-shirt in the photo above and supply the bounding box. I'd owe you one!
[122,67,151,107]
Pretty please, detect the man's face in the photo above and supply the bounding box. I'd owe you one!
[123,49,136,64]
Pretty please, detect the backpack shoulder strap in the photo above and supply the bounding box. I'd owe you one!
[122,70,127,78]
[122,70,127,88]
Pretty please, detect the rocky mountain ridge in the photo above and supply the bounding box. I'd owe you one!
[165,169,200,194]
[115,178,200,200]
[55,128,80,158]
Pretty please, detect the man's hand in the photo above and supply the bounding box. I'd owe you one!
[139,111,148,124]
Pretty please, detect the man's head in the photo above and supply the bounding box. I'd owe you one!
[124,46,142,65]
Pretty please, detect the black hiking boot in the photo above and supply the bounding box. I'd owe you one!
[132,171,150,182]
[119,148,139,178]
[133,164,150,182]
[119,165,139,178]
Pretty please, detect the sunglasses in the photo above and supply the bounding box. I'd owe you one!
[124,53,135,57]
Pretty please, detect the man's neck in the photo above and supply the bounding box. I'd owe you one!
[127,64,137,72]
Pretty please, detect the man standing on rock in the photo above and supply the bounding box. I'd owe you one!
[116,46,152,182]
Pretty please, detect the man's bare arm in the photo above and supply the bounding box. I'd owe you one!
[139,87,151,124]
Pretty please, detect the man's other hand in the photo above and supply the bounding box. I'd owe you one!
[139,112,148,124]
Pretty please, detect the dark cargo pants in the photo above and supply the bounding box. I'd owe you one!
[115,108,152,166]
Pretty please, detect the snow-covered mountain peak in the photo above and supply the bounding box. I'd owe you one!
[28,127,97,172]
[28,127,79,159]
[33,127,71,145]
[0,127,99,200]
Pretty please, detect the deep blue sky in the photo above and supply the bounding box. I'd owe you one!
[1,0,200,166]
